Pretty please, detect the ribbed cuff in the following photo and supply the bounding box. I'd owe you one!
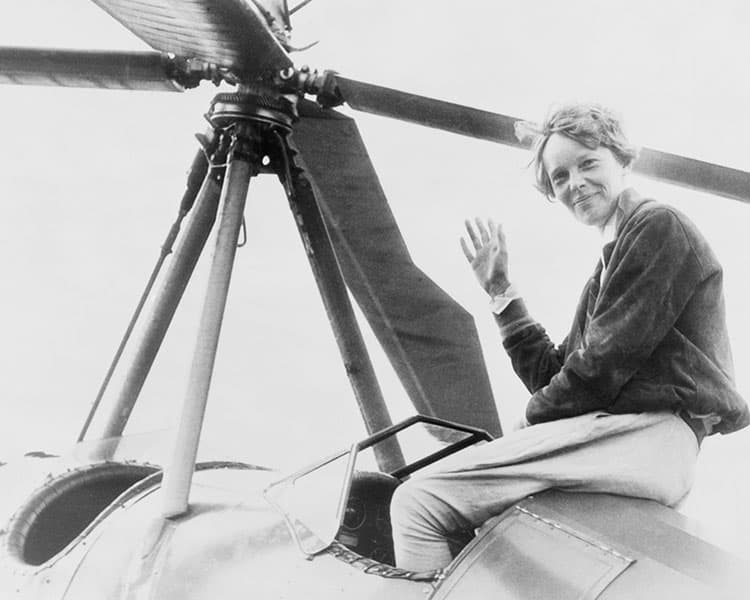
[489,283,520,314]
[493,298,535,340]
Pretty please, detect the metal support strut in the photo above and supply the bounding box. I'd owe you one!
[98,174,223,441]
[278,132,404,472]
[78,135,219,443]
[162,124,257,518]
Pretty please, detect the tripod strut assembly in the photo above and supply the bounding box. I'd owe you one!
[87,86,403,517]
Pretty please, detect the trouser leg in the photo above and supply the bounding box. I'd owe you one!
[390,465,550,570]
[390,411,698,571]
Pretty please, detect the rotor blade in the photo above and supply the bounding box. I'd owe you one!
[334,75,523,149]
[90,0,292,78]
[0,47,182,91]
[290,100,502,437]
[634,148,750,204]
[333,75,750,204]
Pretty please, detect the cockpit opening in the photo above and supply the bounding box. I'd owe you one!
[336,470,400,565]
[4,462,158,566]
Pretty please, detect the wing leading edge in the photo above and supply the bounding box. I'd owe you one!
[90,0,292,78]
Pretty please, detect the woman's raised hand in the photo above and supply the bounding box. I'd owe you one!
[460,218,511,296]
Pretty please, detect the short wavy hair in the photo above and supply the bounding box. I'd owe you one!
[515,104,640,198]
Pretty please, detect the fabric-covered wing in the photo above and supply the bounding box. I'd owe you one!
[291,100,502,437]
[90,0,292,77]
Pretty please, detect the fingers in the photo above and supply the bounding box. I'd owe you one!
[488,218,505,244]
[464,219,481,251]
[462,217,504,262]
[475,218,490,244]
[460,236,474,263]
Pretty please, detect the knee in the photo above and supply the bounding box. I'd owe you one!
[390,476,468,532]
[390,479,434,529]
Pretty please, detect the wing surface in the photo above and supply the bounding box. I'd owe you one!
[90,0,292,77]
[291,101,502,436]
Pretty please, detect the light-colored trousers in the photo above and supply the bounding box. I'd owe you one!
[390,411,698,571]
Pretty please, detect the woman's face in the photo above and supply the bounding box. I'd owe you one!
[542,133,629,228]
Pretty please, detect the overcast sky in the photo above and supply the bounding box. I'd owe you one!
[1,0,749,557]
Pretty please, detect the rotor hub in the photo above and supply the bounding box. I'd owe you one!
[208,87,298,131]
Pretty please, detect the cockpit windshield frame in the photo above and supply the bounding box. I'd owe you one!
[263,415,492,557]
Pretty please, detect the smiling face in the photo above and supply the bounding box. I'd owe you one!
[542,133,630,228]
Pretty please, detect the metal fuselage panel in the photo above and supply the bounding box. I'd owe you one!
[1,466,427,600]
[4,461,747,599]
[433,491,749,600]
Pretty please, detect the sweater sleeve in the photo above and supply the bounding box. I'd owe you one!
[525,208,707,424]
[496,298,568,393]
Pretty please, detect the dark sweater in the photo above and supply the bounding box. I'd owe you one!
[498,189,749,438]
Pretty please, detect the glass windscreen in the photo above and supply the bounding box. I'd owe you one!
[263,445,356,555]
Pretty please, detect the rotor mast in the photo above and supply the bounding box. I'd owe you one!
[91,86,402,517]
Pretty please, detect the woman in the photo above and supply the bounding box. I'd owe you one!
[389,103,749,572]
